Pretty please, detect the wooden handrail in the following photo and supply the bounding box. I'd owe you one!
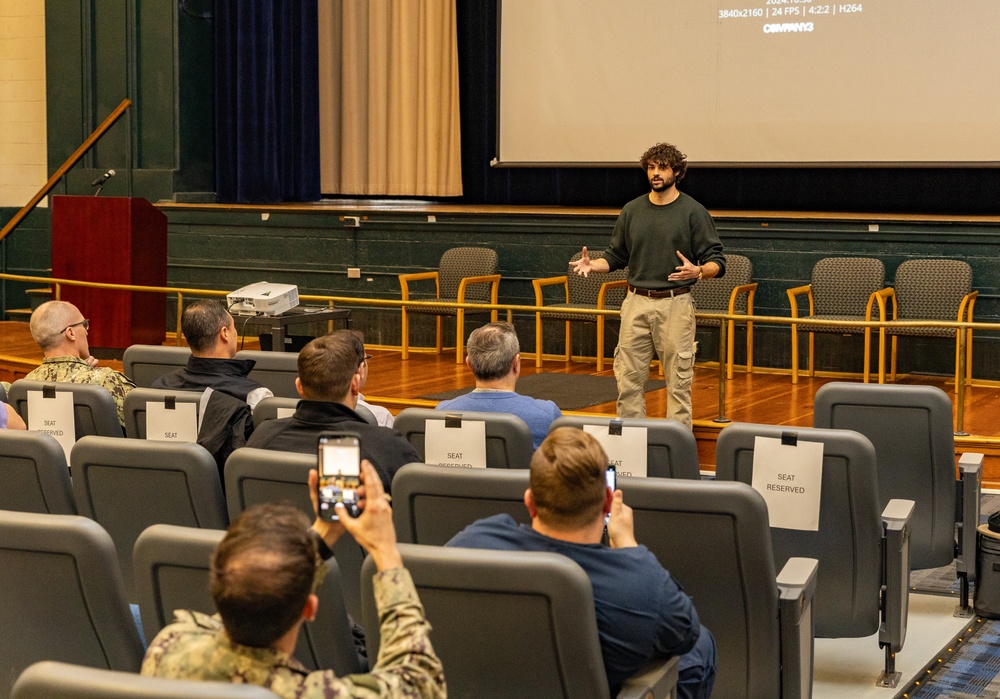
[0,98,132,243]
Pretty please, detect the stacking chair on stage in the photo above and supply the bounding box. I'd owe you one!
[134,524,363,676]
[122,344,191,387]
[549,415,700,479]
[393,407,534,469]
[252,396,377,429]
[715,423,913,687]
[399,246,501,363]
[786,257,885,384]
[224,448,366,623]
[814,382,982,611]
[360,545,679,699]
[233,349,300,398]
[392,463,530,544]
[0,511,144,699]
[532,251,628,371]
[619,477,817,699]
[0,430,76,514]
[690,253,758,379]
[868,259,977,388]
[12,661,280,699]
[122,387,203,439]
[8,380,123,438]
[71,436,228,602]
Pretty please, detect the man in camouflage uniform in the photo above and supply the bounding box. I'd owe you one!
[142,459,446,699]
[24,300,135,425]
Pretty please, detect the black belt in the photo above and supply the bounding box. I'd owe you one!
[628,284,692,299]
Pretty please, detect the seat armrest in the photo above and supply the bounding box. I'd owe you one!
[957,453,984,579]
[786,285,813,318]
[869,287,895,321]
[399,271,439,300]
[777,557,819,699]
[880,498,915,654]
[728,283,758,315]
[959,291,978,322]
[617,655,680,699]
[597,279,629,309]
[532,276,569,306]
[456,274,502,303]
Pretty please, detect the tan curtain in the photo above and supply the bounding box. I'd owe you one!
[318,0,462,197]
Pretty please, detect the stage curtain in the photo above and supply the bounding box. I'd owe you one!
[215,0,320,203]
[318,0,462,197]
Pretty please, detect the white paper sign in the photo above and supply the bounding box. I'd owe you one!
[751,435,824,531]
[277,407,296,419]
[583,424,649,477]
[425,418,487,468]
[146,401,198,442]
[27,389,76,463]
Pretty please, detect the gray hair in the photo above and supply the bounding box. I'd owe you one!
[466,322,520,381]
[29,301,80,350]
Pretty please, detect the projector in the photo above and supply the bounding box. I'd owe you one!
[227,282,299,316]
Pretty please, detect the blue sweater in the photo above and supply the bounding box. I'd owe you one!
[435,390,561,449]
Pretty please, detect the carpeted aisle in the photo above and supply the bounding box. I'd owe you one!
[904,619,1000,698]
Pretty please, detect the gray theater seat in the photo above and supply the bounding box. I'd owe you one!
[123,387,203,439]
[814,381,982,611]
[8,380,123,438]
[134,524,362,676]
[71,436,228,603]
[393,407,534,469]
[715,423,913,687]
[122,344,192,387]
[0,430,76,514]
[392,463,531,544]
[12,660,279,699]
[224,447,366,624]
[0,512,144,699]
[233,349,299,398]
[549,415,700,479]
[361,544,679,699]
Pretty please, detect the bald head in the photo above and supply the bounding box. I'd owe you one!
[29,301,87,354]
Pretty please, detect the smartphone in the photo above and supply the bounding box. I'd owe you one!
[604,465,616,526]
[317,432,362,521]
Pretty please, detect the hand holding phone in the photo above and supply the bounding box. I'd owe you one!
[604,465,616,526]
[317,432,362,521]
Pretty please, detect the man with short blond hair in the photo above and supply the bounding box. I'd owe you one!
[448,427,716,699]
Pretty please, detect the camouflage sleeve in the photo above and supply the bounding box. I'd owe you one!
[296,568,446,699]
[97,367,136,426]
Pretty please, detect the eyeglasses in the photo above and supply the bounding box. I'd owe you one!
[359,353,373,368]
[61,319,90,333]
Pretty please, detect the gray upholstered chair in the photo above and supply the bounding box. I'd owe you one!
[8,380,123,438]
[122,387,203,439]
[619,477,817,699]
[70,436,228,602]
[233,349,300,398]
[786,257,885,384]
[869,259,977,388]
[12,660,279,699]
[0,430,76,514]
[134,524,363,676]
[122,344,191,387]
[399,247,501,364]
[715,423,913,687]
[691,253,758,379]
[532,251,628,371]
[0,511,145,698]
[392,463,531,544]
[223,447,366,623]
[393,407,534,469]
[549,415,700,479]
[360,544,680,699]
[813,381,982,610]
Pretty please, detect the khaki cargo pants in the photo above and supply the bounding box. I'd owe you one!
[613,291,696,427]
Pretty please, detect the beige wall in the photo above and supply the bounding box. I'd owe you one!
[0,0,46,208]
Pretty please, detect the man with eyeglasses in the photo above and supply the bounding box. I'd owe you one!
[24,300,135,425]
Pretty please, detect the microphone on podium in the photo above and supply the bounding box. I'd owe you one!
[91,169,116,187]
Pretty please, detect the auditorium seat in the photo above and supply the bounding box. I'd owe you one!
[0,430,76,514]
[122,386,202,439]
[233,349,300,398]
[393,407,534,469]
[8,379,123,438]
[122,344,191,388]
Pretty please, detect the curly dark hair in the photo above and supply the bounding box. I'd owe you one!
[639,142,688,182]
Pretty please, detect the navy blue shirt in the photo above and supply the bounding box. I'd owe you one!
[447,514,702,694]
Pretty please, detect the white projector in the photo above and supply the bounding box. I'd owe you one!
[227,282,300,316]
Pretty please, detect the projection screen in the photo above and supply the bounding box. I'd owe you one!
[497,0,1000,166]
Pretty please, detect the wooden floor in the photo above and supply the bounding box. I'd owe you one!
[4,320,1000,482]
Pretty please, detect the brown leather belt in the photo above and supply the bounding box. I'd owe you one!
[628,284,692,298]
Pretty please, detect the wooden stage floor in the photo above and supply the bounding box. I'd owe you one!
[3,321,999,483]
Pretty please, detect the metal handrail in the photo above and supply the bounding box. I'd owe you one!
[2,271,993,432]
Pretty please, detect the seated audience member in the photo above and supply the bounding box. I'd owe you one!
[153,299,272,410]
[436,321,561,449]
[1,401,26,429]
[447,427,716,699]
[356,351,394,427]
[246,331,420,491]
[25,300,135,426]
[142,459,446,699]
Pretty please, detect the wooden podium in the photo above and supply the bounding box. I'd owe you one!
[51,195,167,349]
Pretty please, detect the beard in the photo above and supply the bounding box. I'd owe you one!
[649,171,676,192]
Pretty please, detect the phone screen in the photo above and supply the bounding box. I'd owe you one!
[317,435,361,520]
[604,465,616,526]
